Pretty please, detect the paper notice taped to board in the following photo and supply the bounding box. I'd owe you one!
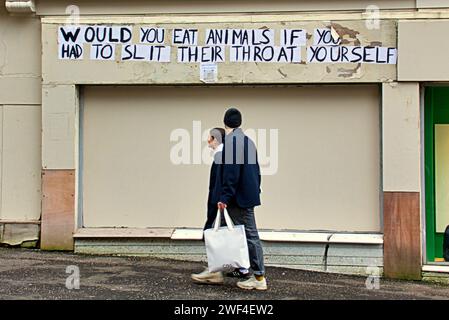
[200,63,218,83]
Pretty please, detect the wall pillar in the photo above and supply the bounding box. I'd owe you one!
[40,85,78,250]
[382,82,422,279]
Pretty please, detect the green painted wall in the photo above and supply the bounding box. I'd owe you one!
[425,87,449,261]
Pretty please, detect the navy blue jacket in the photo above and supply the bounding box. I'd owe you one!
[217,128,261,208]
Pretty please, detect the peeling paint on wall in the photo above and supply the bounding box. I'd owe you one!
[338,63,362,78]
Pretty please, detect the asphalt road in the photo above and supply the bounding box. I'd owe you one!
[0,247,448,300]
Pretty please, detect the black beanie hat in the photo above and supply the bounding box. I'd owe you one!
[224,108,242,128]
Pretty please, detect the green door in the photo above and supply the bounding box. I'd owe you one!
[425,87,449,262]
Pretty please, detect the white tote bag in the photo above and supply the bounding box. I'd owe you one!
[204,209,250,273]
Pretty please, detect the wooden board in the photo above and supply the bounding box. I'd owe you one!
[383,192,422,280]
[41,169,75,250]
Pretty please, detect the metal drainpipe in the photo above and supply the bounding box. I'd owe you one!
[5,0,36,14]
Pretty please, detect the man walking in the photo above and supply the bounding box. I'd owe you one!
[218,107,266,290]
[191,108,266,290]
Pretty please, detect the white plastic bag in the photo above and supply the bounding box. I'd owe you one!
[204,208,250,273]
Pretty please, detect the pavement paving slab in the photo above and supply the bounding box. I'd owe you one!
[0,247,448,300]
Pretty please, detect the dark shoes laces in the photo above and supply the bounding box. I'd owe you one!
[226,269,250,279]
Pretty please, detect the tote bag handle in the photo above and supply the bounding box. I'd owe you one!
[213,208,235,231]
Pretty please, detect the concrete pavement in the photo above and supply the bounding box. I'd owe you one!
[0,247,448,300]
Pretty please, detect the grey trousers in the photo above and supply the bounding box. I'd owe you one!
[224,205,265,276]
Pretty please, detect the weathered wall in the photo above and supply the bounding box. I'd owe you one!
[0,5,41,104]
[42,19,397,85]
[382,82,421,193]
[40,84,77,249]
[381,82,422,280]
[0,4,42,246]
[36,0,417,16]
[0,105,41,221]
[2,1,432,280]
[398,20,449,81]
[417,0,449,8]
[42,85,78,170]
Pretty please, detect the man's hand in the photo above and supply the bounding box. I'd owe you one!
[217,202,227,210]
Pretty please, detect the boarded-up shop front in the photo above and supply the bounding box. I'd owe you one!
[37,16,396,275]
[82,85,381,232]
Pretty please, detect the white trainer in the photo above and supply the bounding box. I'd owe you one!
[237,275,268,291]
[191,269,224,285]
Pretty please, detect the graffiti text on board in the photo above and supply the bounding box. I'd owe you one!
[58,25,397,64]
